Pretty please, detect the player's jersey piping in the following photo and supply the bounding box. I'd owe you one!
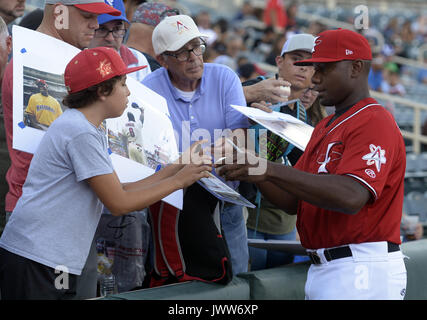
[327,103,381,135]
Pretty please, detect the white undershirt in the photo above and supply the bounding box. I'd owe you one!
[175,87,196,101]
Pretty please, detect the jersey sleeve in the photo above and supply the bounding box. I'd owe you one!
[66,132,114,182]
[334,109,403,200]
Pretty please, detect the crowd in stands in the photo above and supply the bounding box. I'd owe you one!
[0,0,425,300]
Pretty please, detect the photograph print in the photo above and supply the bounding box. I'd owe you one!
[22,66,68,131]
[105,97,179,171]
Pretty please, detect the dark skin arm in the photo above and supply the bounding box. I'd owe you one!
[217,159,371,215]
[256,180,299,214]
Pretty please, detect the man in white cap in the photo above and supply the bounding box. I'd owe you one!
[142,15,251,275]
[245,33,316,110]
[126,2,178,71]
[242,34,318,271]
[242,34,316,115]
[1,0,120,299]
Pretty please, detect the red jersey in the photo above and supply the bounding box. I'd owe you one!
[2,60,33,212]
[295,98,405,249]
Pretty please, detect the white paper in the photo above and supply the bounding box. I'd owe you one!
[197,172,255,208]
[11,26,182,209]
[231,104,302,123]
[231,104,314,151]
[12,26,80,154]
[106,77,183,209]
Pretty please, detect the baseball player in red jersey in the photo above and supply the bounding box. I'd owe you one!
[217,28,407,300]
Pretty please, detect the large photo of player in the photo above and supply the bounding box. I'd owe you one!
[105,97,178,171]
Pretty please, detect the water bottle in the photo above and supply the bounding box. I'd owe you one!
[99,271,118,296]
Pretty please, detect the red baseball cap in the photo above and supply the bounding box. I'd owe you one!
[36,79,48,87]
[45,0,121,16]
[64,47,146,94]
[294,28,372,66]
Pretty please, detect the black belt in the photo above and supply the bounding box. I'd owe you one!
[307,242,400,265]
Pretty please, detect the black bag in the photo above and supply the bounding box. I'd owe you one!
[148,183,233,287]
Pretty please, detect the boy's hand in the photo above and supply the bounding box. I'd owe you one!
[173,156,212,189]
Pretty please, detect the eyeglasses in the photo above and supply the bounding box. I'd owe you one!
[304,87,319,96]
[94,27,127,38]
[163,44,206,62]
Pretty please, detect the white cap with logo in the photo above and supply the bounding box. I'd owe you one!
[280,34,316,56]
[152,15,208,56]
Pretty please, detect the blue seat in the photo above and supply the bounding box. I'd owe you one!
[406,153,418,172]
[417,153,427,172]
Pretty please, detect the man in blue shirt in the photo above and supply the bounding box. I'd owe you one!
[142,15,250,274]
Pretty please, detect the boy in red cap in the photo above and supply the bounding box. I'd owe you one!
[218,29,407,300]
[0,47,211,300]
[2,0,120,222]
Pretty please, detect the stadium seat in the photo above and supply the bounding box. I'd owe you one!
[405,153,418,172]
[417,153,427,172]
[402,239,427,300]
[404,191,427,222]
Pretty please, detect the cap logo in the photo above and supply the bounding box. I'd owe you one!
[365,168,376,179]
[346,49,354,55]
[96,59,113,78]
[106,0,114,5]
[172,20,189,34]
[313,37,322,53]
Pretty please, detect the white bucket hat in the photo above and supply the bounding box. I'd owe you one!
[152,15,208,56]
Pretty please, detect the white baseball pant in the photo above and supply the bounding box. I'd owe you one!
[304,241,407,300]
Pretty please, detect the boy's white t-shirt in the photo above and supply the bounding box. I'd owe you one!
[0,109,114,275]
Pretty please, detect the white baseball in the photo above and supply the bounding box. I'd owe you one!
[279,85,291,98]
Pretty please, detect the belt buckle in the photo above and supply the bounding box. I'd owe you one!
[308,251,321,265]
